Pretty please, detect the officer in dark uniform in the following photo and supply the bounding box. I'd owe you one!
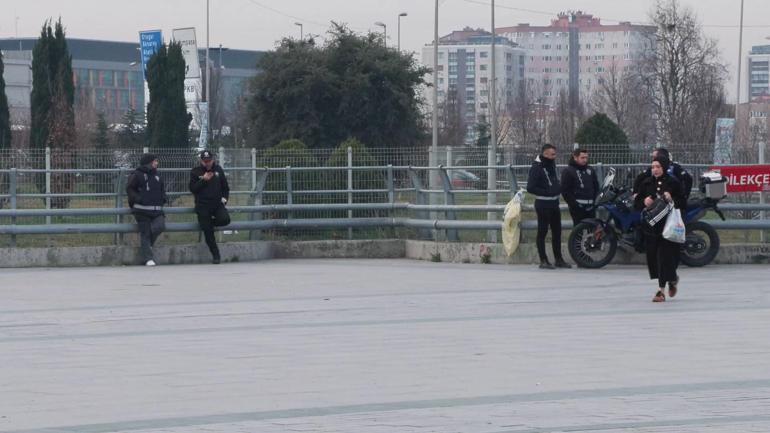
[633,147,693,199]
[189,150,231,264]
[561,148,599,225]
[527,144,571,270]
[126,153,167,266]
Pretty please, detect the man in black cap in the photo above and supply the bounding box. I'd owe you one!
[126,153,167,266]
[190,150,231,264]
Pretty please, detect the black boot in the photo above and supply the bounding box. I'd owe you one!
[554,259,572,269]
[539,260,555,270]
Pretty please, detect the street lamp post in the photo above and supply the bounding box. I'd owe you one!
[397,12,407,51]
[128,61,137,110]
[487,0,497,242]
[295,22,303,40]
[374,21,387,48]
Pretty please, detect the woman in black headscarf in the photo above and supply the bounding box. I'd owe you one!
[634,155,686,302]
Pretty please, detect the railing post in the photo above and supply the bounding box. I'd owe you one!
[760,140,766,243]
[10,168,17,247]
[387,164,395,238]
[438,165,459,241]
[507,164,518,198]
[249,169,269,241]
[286,166,293,222]
[45,147,52,247]
[114,169,126,245]
[347,146,353,240]
[408,167,432,240]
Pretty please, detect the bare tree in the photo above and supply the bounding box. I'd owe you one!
[638,0,728,144]
[437,87,466,148]
[509,80,549,150]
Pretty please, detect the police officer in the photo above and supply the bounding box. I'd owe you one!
[126,153,167,266]
[633,147,693,199]
[561,148,599,225]
[527,144,571,270]
[190,150,231,264]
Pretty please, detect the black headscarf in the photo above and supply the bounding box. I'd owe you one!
[653,155,671,174]
[139,153,157,167]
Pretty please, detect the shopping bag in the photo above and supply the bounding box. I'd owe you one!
[662,208,686,244]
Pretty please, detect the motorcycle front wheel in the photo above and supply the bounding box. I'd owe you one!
[680,221,720,267]
[568,222,618,268]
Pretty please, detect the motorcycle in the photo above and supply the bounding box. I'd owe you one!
[567,168,725,269]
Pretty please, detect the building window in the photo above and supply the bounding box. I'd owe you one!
[480,64,488,71]
[519,55,525,65]
[438,78,444,84]
[480,51,488,58]
[612,42,618,49]
[437,65,444,71]
[480,90,489,96]
[506,53,513,62]
[480,102,488,108]
[480,77,488,83]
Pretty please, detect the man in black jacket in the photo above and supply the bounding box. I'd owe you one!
[561,148,599,225]
[632,147,693,199]
[126,153,167,266]
[190,150,231,264]
[527,144,571,269]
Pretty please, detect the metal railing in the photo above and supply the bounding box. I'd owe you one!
[1,163,768,247]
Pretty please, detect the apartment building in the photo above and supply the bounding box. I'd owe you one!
[422,29,526,144]
[748,44,770,101]
[497,11,655,107]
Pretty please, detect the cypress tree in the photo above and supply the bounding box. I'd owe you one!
[146,41,191,148]
[0,51,11,149]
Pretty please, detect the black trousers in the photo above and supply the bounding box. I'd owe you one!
[645,232,680,288]
[535,205,564,262]
[133,211,165,262]
[196,205,231,258]
[568,206,596,225]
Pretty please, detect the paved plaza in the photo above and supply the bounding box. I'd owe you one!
[1,259,769,432]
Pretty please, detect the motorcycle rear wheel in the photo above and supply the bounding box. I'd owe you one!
[680,221,720,267]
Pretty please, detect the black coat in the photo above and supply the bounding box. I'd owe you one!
[634,173,686,234]
[561,158,599,210]
[190,163,230,208]
[633,162,693,198]
[526,155,561,209]
[126,165,167,211]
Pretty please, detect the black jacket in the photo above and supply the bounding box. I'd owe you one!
[126,165,166,212]
[526,155,561,208]
[189,163,230,208]
[633,162,693,198]
[634,173,686,234]
[561,158,599,210]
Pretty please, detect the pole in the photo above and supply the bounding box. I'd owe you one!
[205,0,211,147]
[384,25,387,48]
[347,146,353,240]
[735,0,744,124]
[430,0,439,240]
[398,15,401,51]
[487,0,498,242]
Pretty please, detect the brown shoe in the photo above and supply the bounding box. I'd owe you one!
[668,277,679,298]
[652,290,666,303]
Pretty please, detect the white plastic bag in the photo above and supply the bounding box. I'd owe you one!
[502,191,524,256]
[662,208,686,244]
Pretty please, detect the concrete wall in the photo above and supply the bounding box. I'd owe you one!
[1,240,768,268]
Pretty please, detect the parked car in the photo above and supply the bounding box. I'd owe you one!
[449,169,481,188]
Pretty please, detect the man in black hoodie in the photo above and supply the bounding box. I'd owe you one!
[126,153,167,266]
[190,150,231,264]
[561,148,599,225]
[527,144,571,269]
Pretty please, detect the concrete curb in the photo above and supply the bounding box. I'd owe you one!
[1,240,768,268]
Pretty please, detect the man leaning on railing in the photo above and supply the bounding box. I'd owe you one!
[126,153,167,266]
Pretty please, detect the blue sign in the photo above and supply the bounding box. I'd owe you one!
[138,30,163,81]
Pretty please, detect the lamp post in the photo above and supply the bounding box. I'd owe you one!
[128,61,137,110]
[375,21,387,48]
[487,0,497,242]
[295,22,303,40]
[397,12,407,51]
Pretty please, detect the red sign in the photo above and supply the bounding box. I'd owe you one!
[710,165,770,193]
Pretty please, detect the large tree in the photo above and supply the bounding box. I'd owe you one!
[639,0,727,144]
[0,51,11,150]
[146,41,192,148]
[247,24,429,149]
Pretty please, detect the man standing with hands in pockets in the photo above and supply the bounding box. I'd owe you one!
[190,150,231,264]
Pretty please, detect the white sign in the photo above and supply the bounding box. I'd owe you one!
[172,27,200,79]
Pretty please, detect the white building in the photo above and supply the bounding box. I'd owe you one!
[497,11,655,107]
[748,44,770,101]
[0,50,33,122]
[422,29,526,144]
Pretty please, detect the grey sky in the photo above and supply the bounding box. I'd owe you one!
[2,0,769,102]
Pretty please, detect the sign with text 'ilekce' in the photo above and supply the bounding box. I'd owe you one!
[139,30,163,80]
[710,165,770,193]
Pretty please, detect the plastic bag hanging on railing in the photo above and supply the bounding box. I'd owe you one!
[502,190,525,256]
